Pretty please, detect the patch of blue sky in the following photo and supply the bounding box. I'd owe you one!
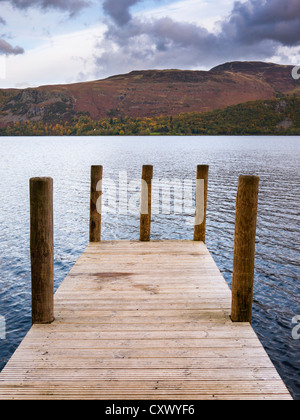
[132,0,176,13]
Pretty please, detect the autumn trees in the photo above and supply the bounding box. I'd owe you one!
[0,96,299,136]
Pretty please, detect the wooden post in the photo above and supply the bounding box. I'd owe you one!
[140,165,153,242]
[194,165,209,242]
[231,175,259,323]
[30,177,54,324]
[89,165,103,243]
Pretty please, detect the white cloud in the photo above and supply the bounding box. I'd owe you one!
[269,45,300,66]
[138,0,236,31]
[0,56,6,79]
[2,25,104,88]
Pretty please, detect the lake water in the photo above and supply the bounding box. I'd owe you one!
[0,136,299,399]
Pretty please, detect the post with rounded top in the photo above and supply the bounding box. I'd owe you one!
[231,175,260,323]
[140,165,153,242]
[30,177,54,324]
[89,165,103,243]
[194,165,209,243]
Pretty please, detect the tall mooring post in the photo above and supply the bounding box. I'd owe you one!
[89,165,103,243]
[30,177,54,324]
[231,175,260,323]
[140,165,153,242]
[194,165,209,243]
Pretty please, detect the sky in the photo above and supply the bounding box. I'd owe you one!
[0,0,300,88]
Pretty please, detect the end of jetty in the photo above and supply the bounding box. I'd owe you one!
[0,166,292,400]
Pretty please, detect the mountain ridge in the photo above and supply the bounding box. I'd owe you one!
[0,61,299,128]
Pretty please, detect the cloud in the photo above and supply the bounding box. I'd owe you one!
[0,39,24,55]
[0,0,90,16]
[2,25,102,88]
[103,0,143,26]
[0,10,23,56]
[94,0,300,77]
[223,0,300,46]
[0,0,91,57]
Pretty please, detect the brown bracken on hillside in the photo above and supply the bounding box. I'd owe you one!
[0,61,298,126]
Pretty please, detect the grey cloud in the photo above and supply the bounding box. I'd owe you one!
[103,0,143,26]
[224,0,300,46]
[97,17,230,76]
[105,16,219,56]
[96,0,300,77]
[0,0,90,16]
[0,15,22,56]
[0,39,24,55]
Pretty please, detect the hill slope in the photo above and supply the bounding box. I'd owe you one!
[0,61,298,128]
[1,96,299,136]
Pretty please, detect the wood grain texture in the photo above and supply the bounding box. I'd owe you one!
[0,241,292,400]
[231,176,259,323]
[194,165,209,242]
[29,177,54,324]
[89,165,103,243]
[140,165,153,241]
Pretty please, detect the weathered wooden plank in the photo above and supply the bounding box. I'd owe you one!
[5,346,271,360]
[4,357,275,369]
[0,381,292,400]
[25,327,258,339]
[0,241,292,400]
[0,369,283,382]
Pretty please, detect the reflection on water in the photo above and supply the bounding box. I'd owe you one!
[0,136,299,399]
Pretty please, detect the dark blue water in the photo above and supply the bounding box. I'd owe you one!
[0,136,299,399]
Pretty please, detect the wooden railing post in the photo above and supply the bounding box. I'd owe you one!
[89,165,103,243]
[231,175,259,323]
[30,177,54,324]
[140,165,153,242]
[194,165,209,242]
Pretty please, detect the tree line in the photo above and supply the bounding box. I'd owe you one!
[1,96,299,136]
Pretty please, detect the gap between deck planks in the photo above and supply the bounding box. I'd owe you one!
[0,240,293,400]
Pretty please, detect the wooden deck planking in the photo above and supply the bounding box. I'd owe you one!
[0,240,292,400]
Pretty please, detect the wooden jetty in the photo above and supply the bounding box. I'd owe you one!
[0,166,292,400]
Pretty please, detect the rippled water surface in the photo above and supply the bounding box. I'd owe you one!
[0,136,299,399]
